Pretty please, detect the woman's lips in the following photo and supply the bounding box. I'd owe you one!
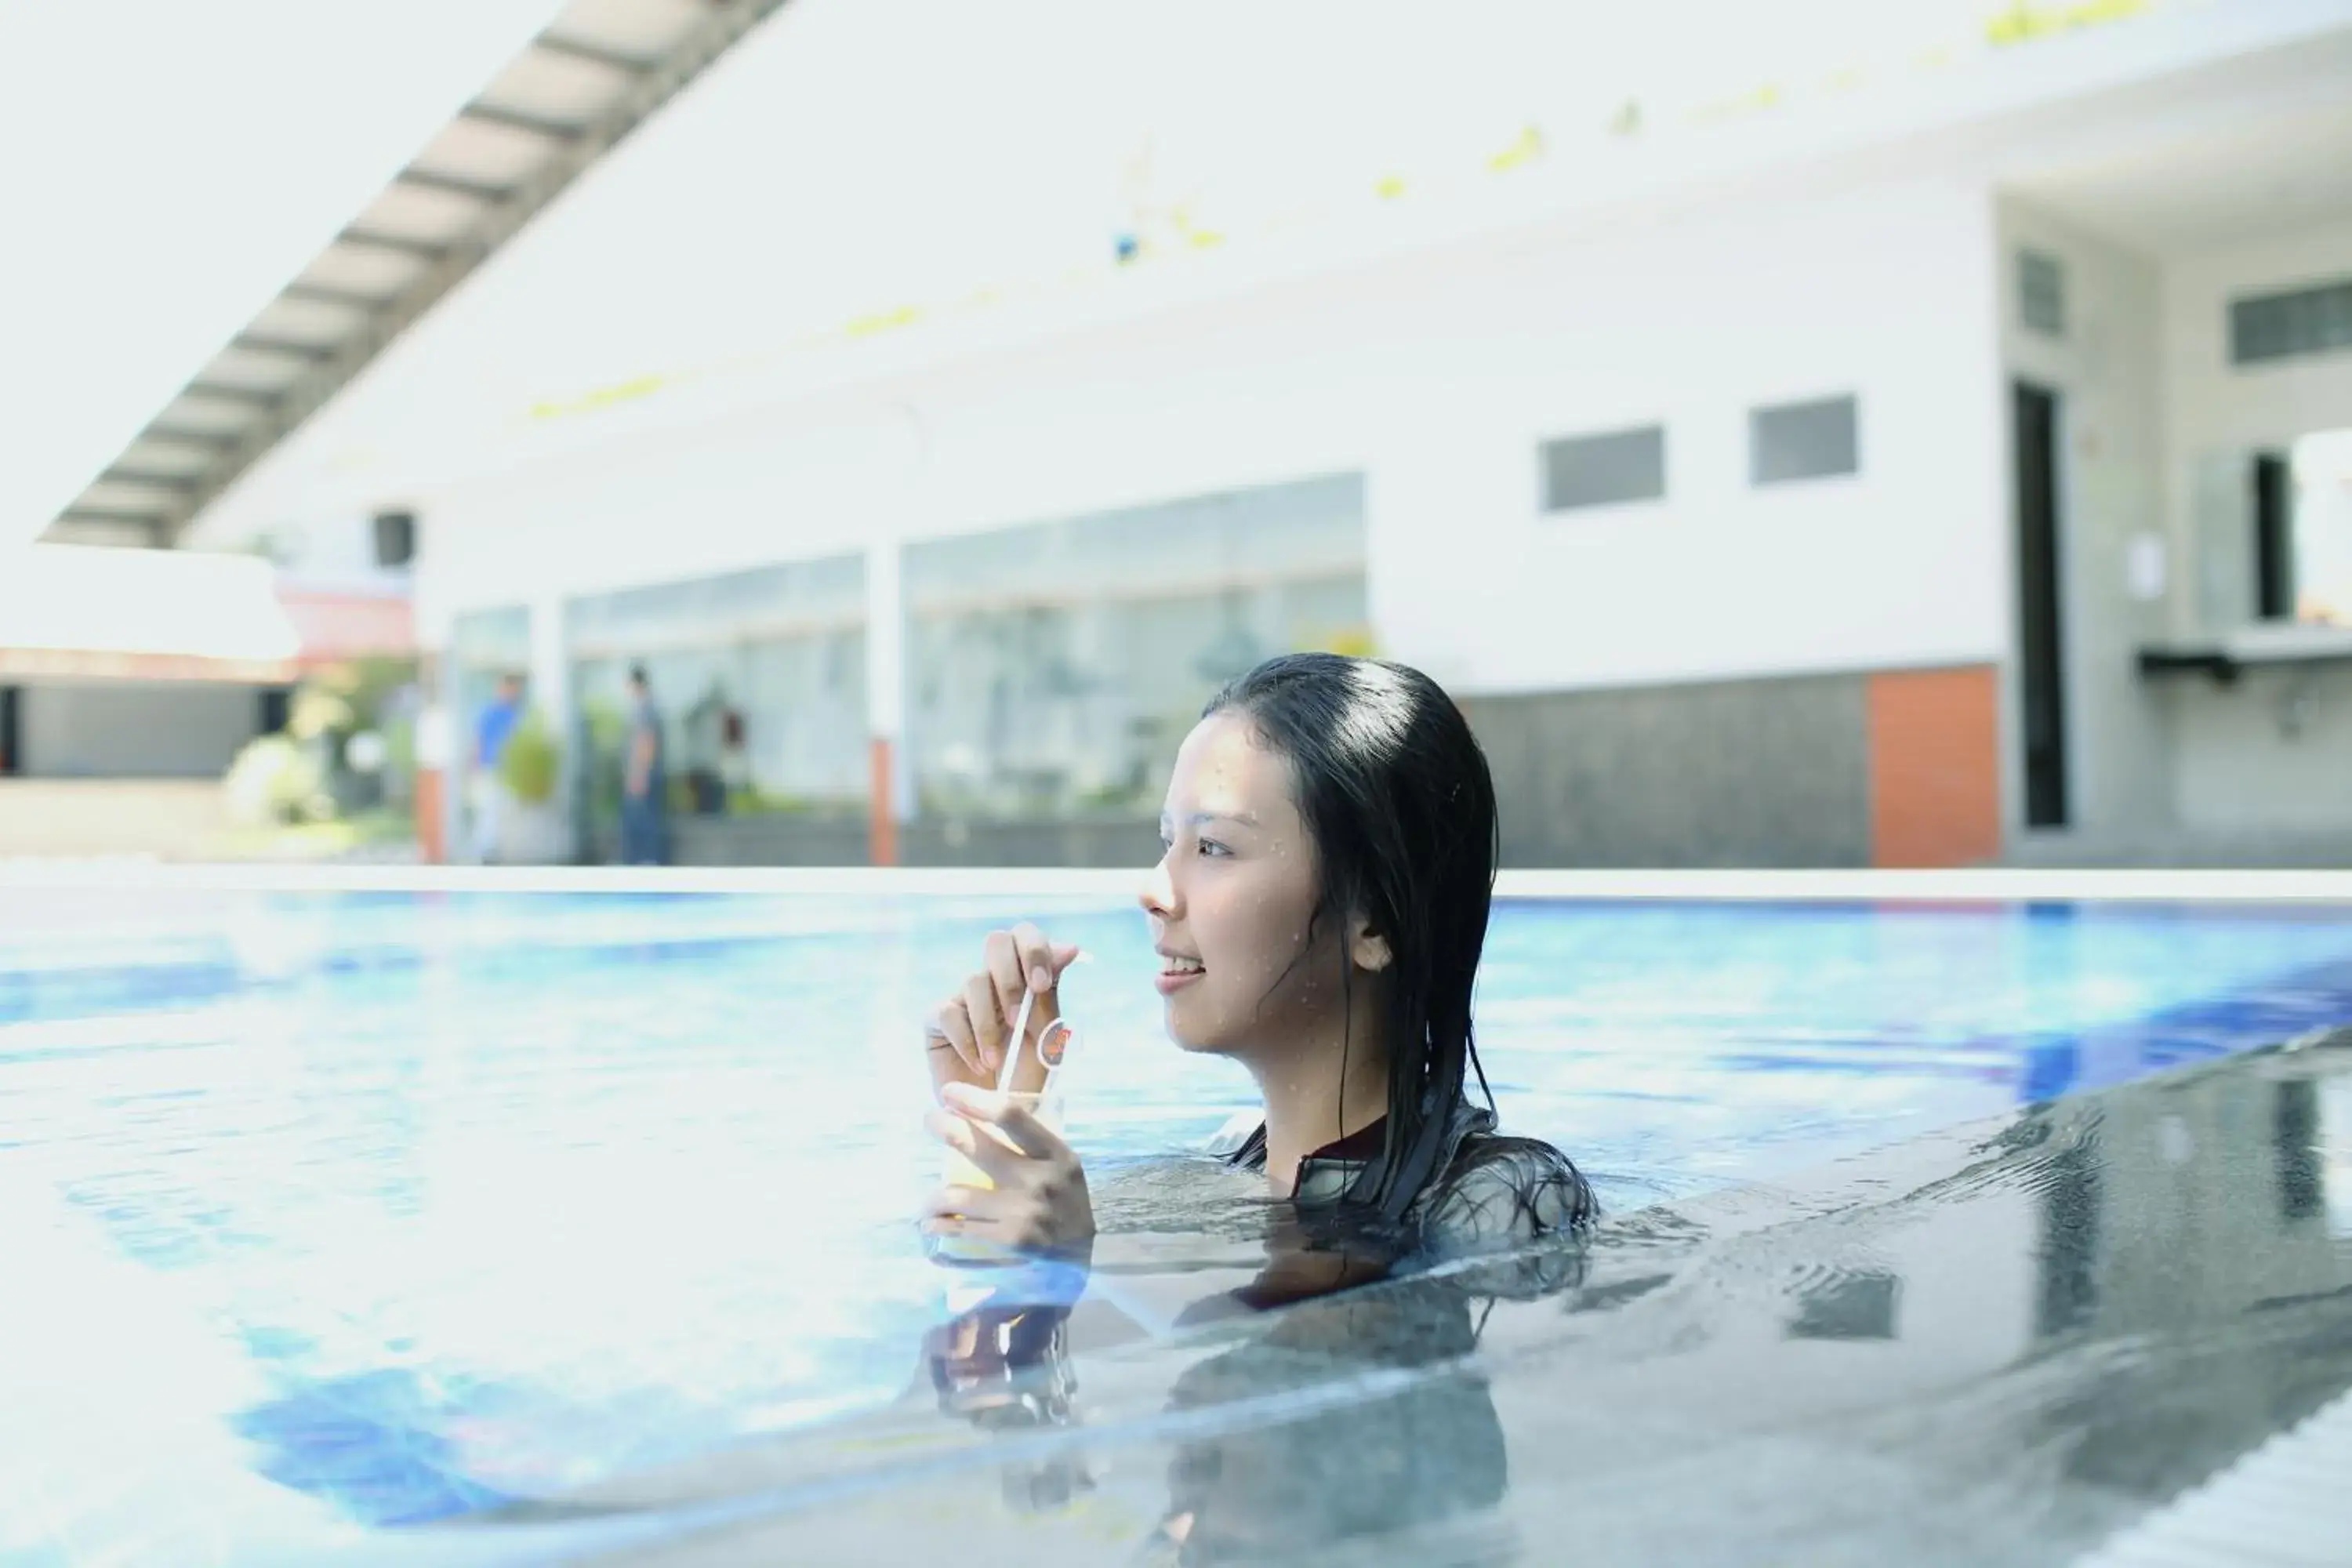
[1155,960,1204,996]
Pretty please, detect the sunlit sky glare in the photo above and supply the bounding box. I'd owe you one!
[0,0,565,547]
[0,0,2017,548]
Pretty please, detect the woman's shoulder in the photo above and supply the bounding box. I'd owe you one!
[1417,1130,1595,1252]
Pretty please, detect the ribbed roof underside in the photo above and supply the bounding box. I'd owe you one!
[43,0,789,550]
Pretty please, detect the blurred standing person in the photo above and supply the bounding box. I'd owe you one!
[620,664,668,866]
[469,672,524,864]
[717,703,750,807]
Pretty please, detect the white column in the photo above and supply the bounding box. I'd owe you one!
[865,401,929,860]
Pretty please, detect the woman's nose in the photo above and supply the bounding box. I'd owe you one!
[1138,851,1177,917]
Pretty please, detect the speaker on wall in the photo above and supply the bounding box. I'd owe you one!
[372,510,416,569]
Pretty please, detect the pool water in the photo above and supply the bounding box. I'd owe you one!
[5,888,2352,1563]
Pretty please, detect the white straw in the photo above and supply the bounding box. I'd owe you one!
[994,985,1036,1096]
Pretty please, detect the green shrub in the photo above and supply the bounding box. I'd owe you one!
[382,713,417,796]
[499,713,561,804]
[578,697,627,826]
[223,734,329,826]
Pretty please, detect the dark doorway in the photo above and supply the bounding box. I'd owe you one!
[258,687,292,737]
[2013,382,2068,829]
[0,686,18,775]
[2253,450,2294,621]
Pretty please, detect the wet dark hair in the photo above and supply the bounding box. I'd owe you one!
[1203,653,1498,1223]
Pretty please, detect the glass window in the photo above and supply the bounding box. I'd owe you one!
[2231,278,2352,367]
[1541,426,1666,512]
[2018,249,2066,339]
[567,557,867,825]
[450,606,529,681]
[1751,395,1860,486]
[905,474,1367,819]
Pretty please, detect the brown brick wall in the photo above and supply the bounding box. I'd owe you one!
[1866,666,2002,868]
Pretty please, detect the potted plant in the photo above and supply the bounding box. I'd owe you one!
[495,711,568,863]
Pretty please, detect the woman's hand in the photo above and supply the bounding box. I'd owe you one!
[925,924,1083,1096]
[923,1084,1096,1261]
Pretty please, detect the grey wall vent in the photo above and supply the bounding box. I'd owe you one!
[1751,395,1860,485]
[1541,426,1666,512]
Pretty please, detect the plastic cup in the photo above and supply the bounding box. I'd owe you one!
[942,1088,1065,1192]
[931,1018,1076,1266]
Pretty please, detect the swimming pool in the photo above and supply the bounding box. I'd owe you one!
[5,877,2352,1563]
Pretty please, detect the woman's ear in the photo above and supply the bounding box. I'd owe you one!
[1349,915,1392,973]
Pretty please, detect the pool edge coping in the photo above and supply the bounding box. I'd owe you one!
[4,862,2352,903]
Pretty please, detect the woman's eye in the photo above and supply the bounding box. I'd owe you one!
[1196,838,1230,858]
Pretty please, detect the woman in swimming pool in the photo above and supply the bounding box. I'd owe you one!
[920,652,1592,1265]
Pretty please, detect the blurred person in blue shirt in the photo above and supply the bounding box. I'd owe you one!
[468,672,524,863]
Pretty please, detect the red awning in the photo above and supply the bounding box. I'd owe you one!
[276,589,416,665]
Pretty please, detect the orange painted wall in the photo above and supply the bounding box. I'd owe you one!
[1866,666,2002,869]
[415,768,447,866]
[868,738,897,867]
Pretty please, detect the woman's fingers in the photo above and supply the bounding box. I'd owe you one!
[930,996,984,1086]
[930,927,1083,1098]
[927,1102,1026,1183]
[921,1184,1003,1223]
[938,1084,1069,1165]
[962,971,1007,1072]
[1009,924,1084,998]
[984,930,1029,1047]
[925,1105,988,1160]
[967,1088,1072,1164]
[924,1089,1093,1258]
[1008,924,1058,997]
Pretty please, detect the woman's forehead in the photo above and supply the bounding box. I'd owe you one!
[1167,713,1294,818]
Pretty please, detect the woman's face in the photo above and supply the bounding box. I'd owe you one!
[1140,711,1340,1056]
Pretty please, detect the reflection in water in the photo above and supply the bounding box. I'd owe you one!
[2325,1076,2352,1239]
[2033,1113,2103,1338]
[2018,1051,2352,1505]
[927,1299,1090,1513]
[2277,1077,2324,1222]
[231,1367,522,1526]
[1786,1266,1900,1341]
[387,1036,2352,1566]
[922,1196,1587,1566]
[826,1040,2352,1566]
[1145,1291,1507,1564]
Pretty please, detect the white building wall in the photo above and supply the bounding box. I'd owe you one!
[2166,220,2352,474]
[414,179,2008,708]
[1998,198,2173,845]
[2160,219,2352,835]
[266,511,413,597]
[1371,181,2005,697]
